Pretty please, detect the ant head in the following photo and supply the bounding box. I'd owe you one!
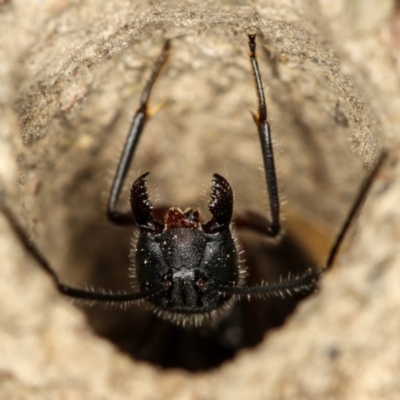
[130,173,240,324]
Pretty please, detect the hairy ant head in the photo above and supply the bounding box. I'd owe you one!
[131,173,243,324]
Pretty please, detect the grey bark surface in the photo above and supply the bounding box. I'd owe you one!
[0,0,399,399]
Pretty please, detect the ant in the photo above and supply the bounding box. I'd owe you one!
[2,34,384,331]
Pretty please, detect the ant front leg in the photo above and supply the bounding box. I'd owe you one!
[0,41,172,304]
[107,40,171,226]
[234,34,281,238]
[215,34,318,300]
[242,34,386,274]
[225,35,386,303]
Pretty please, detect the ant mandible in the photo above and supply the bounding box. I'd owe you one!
[2,34,383,327]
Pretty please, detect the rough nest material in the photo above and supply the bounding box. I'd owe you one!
[0,0,399,399]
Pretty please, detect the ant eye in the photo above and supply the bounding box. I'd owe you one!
[196,277,208,291]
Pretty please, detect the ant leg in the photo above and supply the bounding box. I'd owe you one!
[247,34,281,238]
[217,268,320,299]
[107,40,170,226]
[218,152,387,297]
[325,151,387,270]
[1,205,164,302]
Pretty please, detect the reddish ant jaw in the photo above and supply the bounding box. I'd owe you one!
[165,208,202,229]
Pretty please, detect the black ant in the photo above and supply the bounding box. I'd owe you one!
[2,34,383,346]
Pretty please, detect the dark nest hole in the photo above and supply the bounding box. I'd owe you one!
[62,207,319,372]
